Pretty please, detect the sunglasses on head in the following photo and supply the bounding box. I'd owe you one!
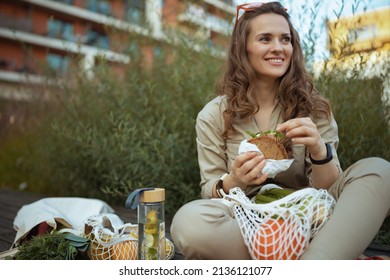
[235,2,288,28]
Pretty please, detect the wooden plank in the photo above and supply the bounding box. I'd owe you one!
[0,188,39,252]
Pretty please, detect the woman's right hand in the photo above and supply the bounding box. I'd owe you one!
[225,152,268,191]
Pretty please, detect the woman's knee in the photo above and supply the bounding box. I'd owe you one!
[342,157,390,206]
[350,157,390,176]
[171,200,204,239]
[170,200,225,256]
[330,157,390,200]
[170,199,250,259]
[344,157,390,187]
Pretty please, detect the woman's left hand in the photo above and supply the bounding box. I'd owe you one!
[276,117,326,159]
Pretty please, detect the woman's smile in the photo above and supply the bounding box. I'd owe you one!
[265,57,285,65]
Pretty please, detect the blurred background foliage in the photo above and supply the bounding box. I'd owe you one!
[0,0,389,242]
[0,43,221,217]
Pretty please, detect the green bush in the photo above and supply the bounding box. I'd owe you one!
[0,99,57,195]
[40,45,221,217]
[316,73,390,169]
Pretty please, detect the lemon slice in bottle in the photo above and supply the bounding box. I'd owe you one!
[144,223,158,234]
[146,210,158,224]
[146,247,158,260]
[144,233,154,248]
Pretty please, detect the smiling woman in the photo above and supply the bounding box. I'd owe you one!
[169,1,390,260]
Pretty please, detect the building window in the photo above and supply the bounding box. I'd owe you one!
[347,25,377,44]
[86,30,110,49]
[52,0,74,4]
[86,0,112,16]
[47,19,75,41]
[125,0,146,25]
[220,0,233,5]
[46,53,69,74]
[124,42,140,56]
[154,46,162,58]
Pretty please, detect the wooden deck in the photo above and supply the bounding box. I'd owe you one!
[0,187,184,260]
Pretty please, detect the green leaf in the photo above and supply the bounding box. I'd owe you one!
[64,233,89,243]
[246,130,285,140]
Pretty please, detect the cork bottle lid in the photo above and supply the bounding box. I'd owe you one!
[140,188,165,203]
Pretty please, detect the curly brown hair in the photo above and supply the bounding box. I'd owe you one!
[217,1,331,139]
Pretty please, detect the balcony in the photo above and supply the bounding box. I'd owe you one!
[202,0,235,14]
[18,0,150,37]
[178,3,233,35]
[82,0,112,17]
[0,14,33,33]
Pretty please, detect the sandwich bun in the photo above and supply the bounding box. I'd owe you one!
[247,131,288,160]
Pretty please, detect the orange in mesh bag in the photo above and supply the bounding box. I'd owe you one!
[224,185,336,260]
[84,215,138,260]
[87,232,114,260]
[252,218,305,260]
[111,240,138,260]
[87,234,138,260]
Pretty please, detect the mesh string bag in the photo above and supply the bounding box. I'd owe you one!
[85,221,139,260]
[224,186,336,260]
[62,213,175,260]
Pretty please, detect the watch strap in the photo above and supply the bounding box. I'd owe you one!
[309,143,333,165]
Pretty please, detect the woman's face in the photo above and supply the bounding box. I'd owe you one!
[246,13,293,81]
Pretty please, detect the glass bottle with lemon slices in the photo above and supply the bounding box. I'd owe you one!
[137,188,165,260]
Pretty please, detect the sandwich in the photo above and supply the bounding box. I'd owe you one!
[247,130,288,160]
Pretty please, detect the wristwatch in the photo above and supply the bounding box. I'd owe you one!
[309,143,333,165]
[216,173,229,198]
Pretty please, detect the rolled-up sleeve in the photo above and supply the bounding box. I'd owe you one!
[196,97,228,199]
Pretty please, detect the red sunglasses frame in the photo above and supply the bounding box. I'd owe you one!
[235,2,265,26]
[235,2,288,28]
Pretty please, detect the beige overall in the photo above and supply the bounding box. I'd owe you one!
[170,96,390,259]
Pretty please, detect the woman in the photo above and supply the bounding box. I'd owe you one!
[170,1,390,259]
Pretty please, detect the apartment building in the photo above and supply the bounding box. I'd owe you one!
[0,0,235,99]
[325,6,390,102]
[325,7,389,73]
[327,7,389,56]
